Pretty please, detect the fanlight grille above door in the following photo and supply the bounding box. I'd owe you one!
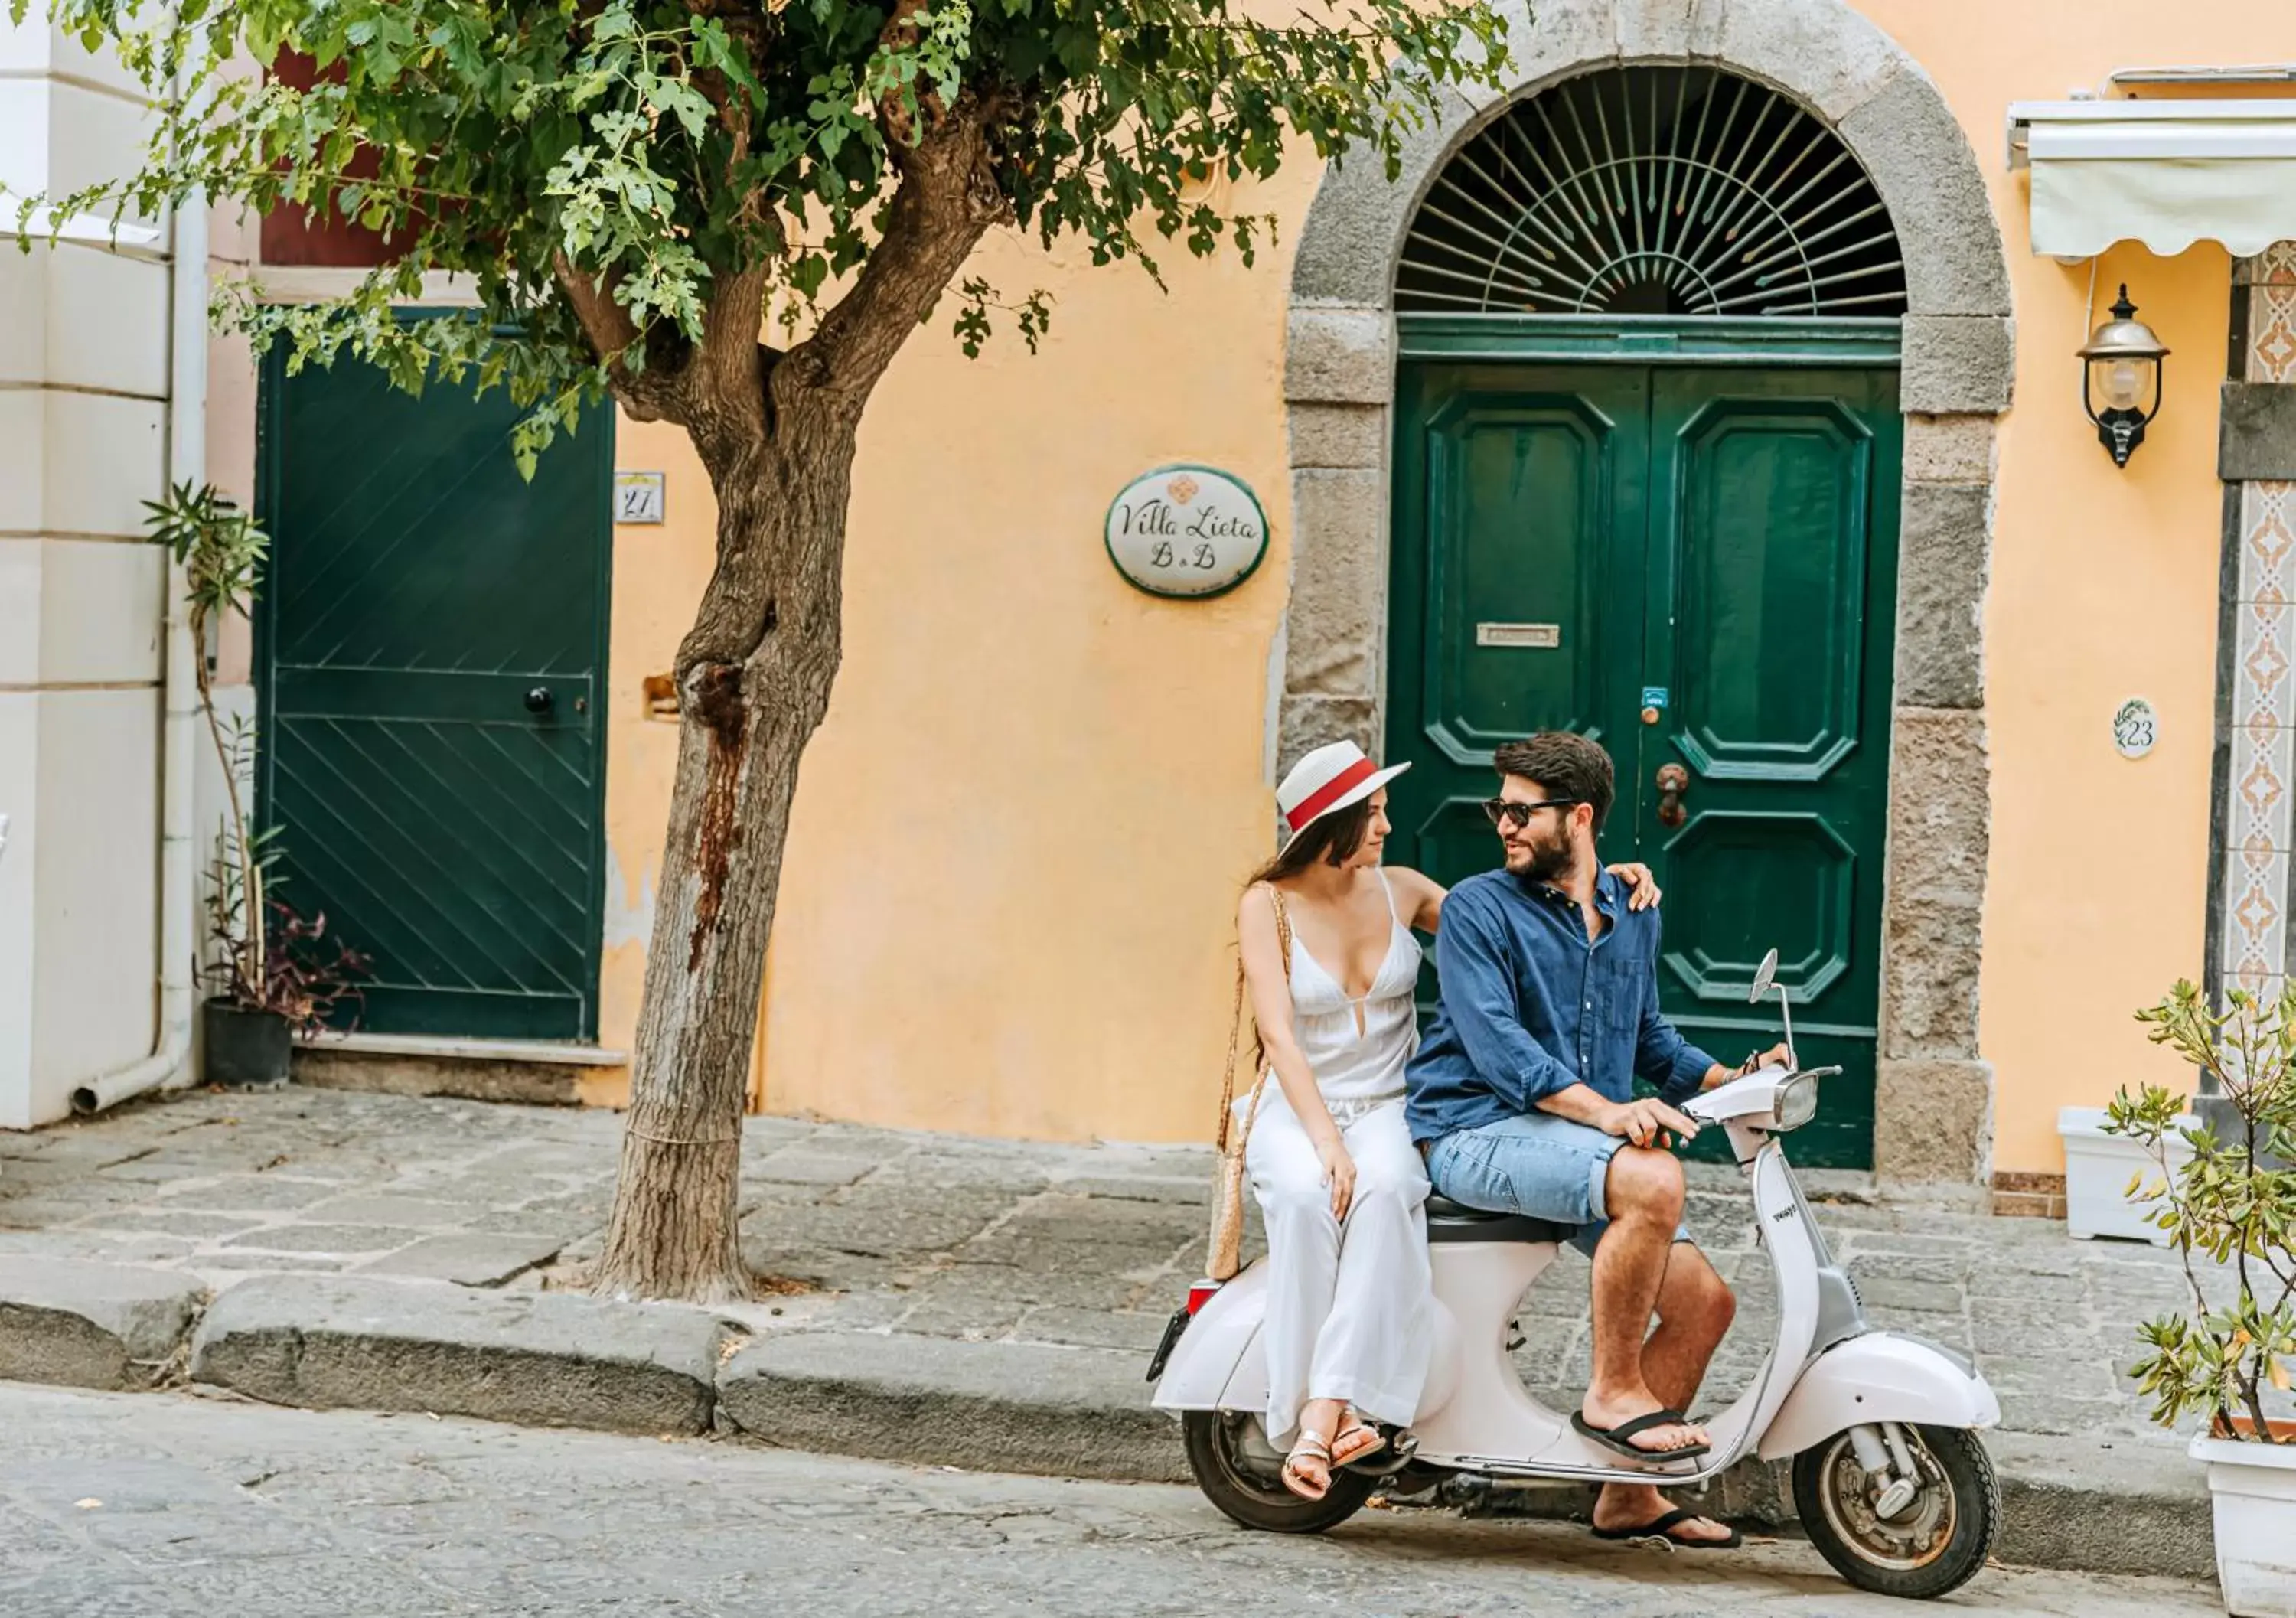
[1397,67,1908,318]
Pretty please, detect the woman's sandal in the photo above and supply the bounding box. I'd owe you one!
[1282,1430,1335,1501]
[1329,1414,1388,1470]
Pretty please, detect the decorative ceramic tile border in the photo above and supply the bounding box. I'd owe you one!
[2216,251,2296,1004]
[2250,243,2296,287]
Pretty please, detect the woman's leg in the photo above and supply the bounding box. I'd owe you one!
[1247,1096,1342,1453]
[1307,1104,1434,1432]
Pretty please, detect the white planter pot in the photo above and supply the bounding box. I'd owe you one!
[2193,1432,2296,1616]
[2059,1105,2192,1244]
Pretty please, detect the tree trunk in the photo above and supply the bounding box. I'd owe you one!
[582,97,1006,1302]
[592,429,853,1303]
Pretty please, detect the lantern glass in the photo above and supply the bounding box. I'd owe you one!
[2093,354,2151,413]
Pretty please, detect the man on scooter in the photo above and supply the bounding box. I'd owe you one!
[1404,731,1788,1551]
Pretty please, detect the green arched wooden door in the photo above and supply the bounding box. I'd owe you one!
[1385,326,1901,1169]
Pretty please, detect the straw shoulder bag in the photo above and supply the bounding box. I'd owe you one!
[1205,883,1292,1281]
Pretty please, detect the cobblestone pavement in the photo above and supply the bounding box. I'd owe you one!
[0,1087,2218,1449]
[0,1383,2218,1617]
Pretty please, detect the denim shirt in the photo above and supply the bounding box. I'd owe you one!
[1404,867,1717,1145]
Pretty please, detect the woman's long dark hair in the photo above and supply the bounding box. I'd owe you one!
[1247,797,1375,889]
[1241,798,1375,1072]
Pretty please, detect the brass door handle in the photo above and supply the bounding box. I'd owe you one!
[1656,763,1690,828]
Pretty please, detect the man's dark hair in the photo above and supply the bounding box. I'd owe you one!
[1492,732,1615,832]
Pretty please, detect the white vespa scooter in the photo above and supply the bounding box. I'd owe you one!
[1150,949,2003,1600]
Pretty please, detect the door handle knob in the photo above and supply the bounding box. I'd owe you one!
[1656,763,1690,828]
[525,686,555,715]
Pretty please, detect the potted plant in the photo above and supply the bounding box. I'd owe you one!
[2108,980,2296,1617]
[203,899,373,1087]
[145,483,373,1087]
[2060,1099,2194,1243]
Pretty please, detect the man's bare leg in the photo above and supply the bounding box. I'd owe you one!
[1577,1147,1704,1455]
[1644,1243,1734,1414]
[1593,1244,1738,1545]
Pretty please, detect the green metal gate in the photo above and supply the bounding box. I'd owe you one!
[255,341,614,1040]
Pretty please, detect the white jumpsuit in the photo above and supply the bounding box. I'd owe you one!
[1243,875,1434,1447]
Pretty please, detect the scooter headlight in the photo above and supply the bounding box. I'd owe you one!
[1773,1071,1819,1132]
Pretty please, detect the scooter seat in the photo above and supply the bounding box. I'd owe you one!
[1424,1193,1575,1245]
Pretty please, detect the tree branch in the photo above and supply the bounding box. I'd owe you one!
[553,255,685,422]
[786,96,1011,417]
[685,263,778,476]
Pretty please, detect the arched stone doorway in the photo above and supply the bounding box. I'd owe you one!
[1275,0,2012,1189]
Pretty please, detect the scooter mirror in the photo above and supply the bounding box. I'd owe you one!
[1750,948,1779,1006]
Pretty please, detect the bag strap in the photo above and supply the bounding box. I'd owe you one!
[1215,885,1291,1155]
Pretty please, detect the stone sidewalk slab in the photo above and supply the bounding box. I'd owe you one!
[0,1085,2210,1459]
[191,1274,731,1435]
[0,1257,205,1390]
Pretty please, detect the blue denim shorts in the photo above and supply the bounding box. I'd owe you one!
[1426,1111,1691,1259]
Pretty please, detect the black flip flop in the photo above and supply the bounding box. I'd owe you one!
[1590,1507,1743,1550]
[1570,1408,1711,1463]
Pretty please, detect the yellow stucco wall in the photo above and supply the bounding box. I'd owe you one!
[588,2,2296,1173]
[1858,0,2296,1172]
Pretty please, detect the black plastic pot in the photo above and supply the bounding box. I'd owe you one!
[201,999,292,1089]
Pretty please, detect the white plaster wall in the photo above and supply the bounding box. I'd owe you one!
[39,247,171,396]
[39,392,169,537]
[0,76,159,228]
[29,690,159,1119]
[0,2,174,1130]
[38,544,167,683]
[0,9,142,100]
[0,695,36,1130]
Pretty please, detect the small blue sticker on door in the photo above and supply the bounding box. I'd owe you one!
[1642,687,1669,710]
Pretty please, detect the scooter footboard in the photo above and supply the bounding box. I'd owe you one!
[1757,1332,2001,1461]
[1150,1264,1270,1413]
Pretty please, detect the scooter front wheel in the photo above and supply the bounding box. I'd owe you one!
[1181,1410,1377,1534]
[1792,1424,1999,1600]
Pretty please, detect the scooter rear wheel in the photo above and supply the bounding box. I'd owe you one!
[1181,1410,1377,1534]
[1792,1423,1999,1600]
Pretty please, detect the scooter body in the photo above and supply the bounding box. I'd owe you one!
[1152,1059,2004,1599]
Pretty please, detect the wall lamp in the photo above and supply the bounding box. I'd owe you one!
[2079,285,2169,468]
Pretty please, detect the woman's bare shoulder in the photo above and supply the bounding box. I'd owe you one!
[1238,880,1280,926]
[1384,866,1446,902]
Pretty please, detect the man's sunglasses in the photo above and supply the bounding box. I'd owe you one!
[1482,797,1579,830]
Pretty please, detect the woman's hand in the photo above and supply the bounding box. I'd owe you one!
[1608,862,1663,911]
[1316,1136,1358,1222]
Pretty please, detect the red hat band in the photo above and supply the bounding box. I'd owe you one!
[1285,757,1379,833]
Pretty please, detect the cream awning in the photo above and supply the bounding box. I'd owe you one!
[2007,100,2296,259]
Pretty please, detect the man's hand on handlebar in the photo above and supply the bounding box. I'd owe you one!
[1600,1095,1700,1150]
[1701,1042,1793,1091]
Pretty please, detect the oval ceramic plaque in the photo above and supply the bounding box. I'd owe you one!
[1104,465,1268,599]
[2114,696,2159,760]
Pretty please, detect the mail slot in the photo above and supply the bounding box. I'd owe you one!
[1476,622,1561,649]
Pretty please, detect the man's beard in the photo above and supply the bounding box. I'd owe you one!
[1506,827,1576,884]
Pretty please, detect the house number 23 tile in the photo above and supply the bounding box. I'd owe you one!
[2113,697,2158,760]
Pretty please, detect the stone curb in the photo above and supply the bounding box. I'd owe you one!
[716,1331,2213,1581]
[1988,1432,2214,1584]
[0,1257,207,1391]
[719,1330,1187,1485]
[1440,1435,2211,1584]
[0,1261,2217,1581]
[190,1274,732,1436]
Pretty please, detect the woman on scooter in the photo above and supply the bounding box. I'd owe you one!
[1238,742,1662,1500]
